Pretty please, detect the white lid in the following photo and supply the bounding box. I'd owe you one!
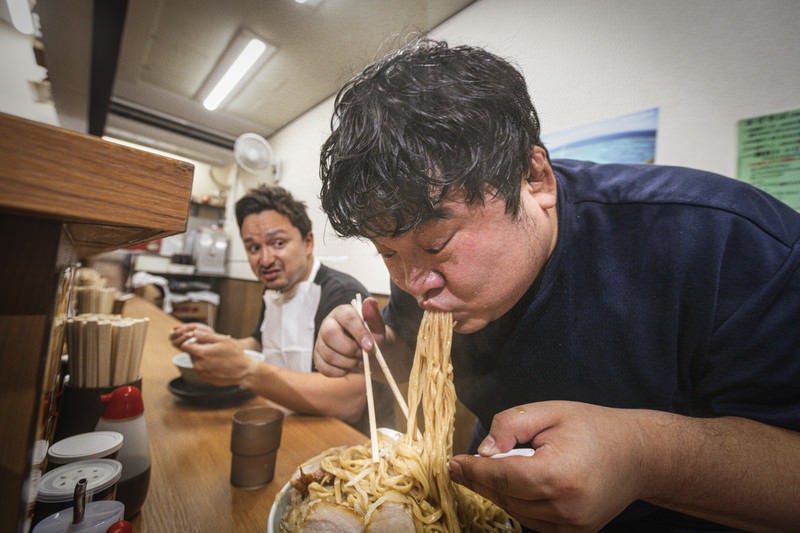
[32,500,124,532]
[47,432,124,464]
[37,459,122,503]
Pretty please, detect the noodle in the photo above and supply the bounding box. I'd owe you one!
[280,311,519,532]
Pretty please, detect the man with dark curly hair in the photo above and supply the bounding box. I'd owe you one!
[171,185,393,433]
[313,39,800,531]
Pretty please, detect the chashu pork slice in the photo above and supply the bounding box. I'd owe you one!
[297,501,364,532]
[365,503,415,532]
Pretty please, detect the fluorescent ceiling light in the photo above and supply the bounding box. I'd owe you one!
[5,0,34,34]
[199,30,274,111]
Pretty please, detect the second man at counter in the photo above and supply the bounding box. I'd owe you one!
[170,185,393,433]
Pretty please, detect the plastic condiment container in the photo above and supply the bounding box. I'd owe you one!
[33,459,122,527]
[32,500,125,533]
[95,385,151,519]
[46,431,124,469]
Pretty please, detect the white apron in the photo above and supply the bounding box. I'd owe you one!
[260,259,321,373]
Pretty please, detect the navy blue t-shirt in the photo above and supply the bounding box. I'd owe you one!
[384,159,800,530]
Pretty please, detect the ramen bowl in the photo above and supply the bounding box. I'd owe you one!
[267,427,524,532]
[267,427,402,532]
[267,481,291,533]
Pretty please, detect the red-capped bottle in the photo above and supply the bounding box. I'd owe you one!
[95,386,151,520]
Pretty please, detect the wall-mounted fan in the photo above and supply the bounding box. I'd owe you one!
[234,132,275,180]
[209,132,280,196]
[220,132,281,234]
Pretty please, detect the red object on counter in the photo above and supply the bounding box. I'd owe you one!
[106,520,132,533]
[98,386,144,420]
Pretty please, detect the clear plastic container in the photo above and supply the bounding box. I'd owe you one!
[32,500,124,533]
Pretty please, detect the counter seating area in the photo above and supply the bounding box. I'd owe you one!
[123,296,367,531]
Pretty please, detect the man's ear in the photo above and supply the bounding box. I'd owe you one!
[305,231,315,253]
[522,146,557,209]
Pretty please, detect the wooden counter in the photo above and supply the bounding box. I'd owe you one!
[122,296,367,531]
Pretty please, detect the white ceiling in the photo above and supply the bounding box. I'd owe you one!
[34,0,474,166]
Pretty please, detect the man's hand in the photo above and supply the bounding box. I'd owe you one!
[169,322,215,349]
[179,328,258,387]
[449,401,654,532]
[450,400,800,532]
[313,297,386,377]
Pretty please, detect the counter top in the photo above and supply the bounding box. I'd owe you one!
[122,296,367,531]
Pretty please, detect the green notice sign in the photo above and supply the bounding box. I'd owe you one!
[738,109,800,210]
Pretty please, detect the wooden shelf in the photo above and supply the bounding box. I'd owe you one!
[0,112,193,531]
[0,112,194,257]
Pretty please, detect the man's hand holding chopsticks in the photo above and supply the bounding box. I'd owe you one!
[177,327,259,387]
[314,297,415,386]
[169,322,215,349]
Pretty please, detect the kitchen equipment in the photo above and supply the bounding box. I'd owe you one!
[191,226,228,275]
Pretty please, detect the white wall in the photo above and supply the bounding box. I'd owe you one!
[268,0,800,294]
[430,0,800,175]
[0,21,59,125]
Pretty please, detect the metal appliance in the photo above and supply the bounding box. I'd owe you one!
[191,226,228,275]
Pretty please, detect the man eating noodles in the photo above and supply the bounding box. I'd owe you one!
[312,39,800,531]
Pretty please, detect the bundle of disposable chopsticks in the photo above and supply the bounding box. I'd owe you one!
[65,313,149,388]
[75,286,117,315]
[75,267,117,315]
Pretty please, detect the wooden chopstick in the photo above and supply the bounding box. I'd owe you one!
[354,295,379,463]
[127,318,149,382]
[351,298,411,421]
[97,320,112,387]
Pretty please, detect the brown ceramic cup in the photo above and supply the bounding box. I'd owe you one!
[230,405,284,489]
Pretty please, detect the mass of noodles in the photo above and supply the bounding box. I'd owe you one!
[279,311,520,532]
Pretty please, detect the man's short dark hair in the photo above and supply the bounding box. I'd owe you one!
[320,38,546,239]
[235,185,312,238]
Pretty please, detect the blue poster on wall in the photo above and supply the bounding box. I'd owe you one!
[543,107,659,164]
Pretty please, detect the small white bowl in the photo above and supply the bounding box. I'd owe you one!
[172,349,264,389]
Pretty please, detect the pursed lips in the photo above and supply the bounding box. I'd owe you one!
[260,265,282,280]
